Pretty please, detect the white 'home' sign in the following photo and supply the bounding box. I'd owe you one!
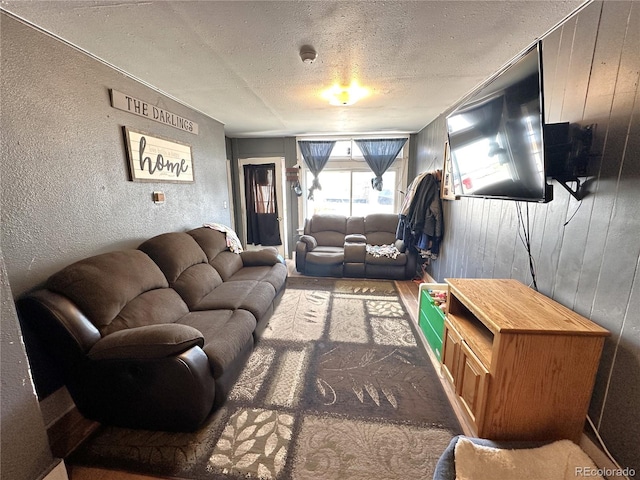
[124,127,194,183]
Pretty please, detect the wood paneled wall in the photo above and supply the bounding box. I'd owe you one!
[413,0,639,471]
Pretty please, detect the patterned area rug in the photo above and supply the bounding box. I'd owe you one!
[68,277,462,479]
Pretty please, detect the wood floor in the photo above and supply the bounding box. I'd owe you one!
[62,276,423,480]
[66,465,164,480]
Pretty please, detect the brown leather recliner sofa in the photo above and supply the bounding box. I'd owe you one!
[295,213,417,280]
[17,226,287,432]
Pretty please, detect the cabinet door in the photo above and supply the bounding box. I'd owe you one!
[457,340,489,430]
[441,321,461,387]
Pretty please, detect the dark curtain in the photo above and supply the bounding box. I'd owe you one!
[355,138,407,191]
[298,140,336,200]
[244,163,282,246]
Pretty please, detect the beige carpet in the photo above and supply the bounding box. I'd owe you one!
[69,277,461,479]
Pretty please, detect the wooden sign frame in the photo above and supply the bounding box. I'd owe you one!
[124,127,194,183]
[441,141,458,200]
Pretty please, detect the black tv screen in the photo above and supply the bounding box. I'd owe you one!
[446,42,552,202]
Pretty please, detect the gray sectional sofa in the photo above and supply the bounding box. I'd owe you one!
[295,213,417,280]
[17,226,287,432]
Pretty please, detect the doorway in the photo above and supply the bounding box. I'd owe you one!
[237,157,288,258]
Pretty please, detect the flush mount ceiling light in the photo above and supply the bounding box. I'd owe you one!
[322,81,370,106]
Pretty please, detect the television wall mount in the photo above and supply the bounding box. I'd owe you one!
[545,123,595,201]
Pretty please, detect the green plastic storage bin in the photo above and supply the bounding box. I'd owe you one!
[418,283,448,361]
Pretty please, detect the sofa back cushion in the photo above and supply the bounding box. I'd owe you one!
[347,216,365,234]
[188,227,229,258]
[209,251,245,281]
[46,250,188,337]
[365,213,399,245]
[139,232,224,308]
[305,214,348,247]
[188,227,244,281]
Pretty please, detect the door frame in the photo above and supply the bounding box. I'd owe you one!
[237,157,288,258]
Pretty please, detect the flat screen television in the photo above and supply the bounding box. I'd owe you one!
[446,41,553,203]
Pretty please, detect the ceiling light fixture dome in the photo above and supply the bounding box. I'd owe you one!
[322,81,370,106]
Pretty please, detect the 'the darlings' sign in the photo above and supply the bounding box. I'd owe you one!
[124,127,194,183]
[111,90,199,134]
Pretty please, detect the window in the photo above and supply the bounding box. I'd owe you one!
[299,137,407,218]
[305,170,397,216]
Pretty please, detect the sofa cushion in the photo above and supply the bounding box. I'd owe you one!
[309,231,346,248]
[191,280,275,321]
[306,214,348,247]
[178,310,256,379]
[172,263,224,309]
[366,251,408,266]
[107,289,190,336]
[346,216,365,234]
[88,324,204,361]
[365,213,399,232]
[46,250,187,336]
[365,213,400,245]
[139,232,224,309]
[138,233,208,283]
[210,251,245,281]
[187,227,230,258]
[306,246,344,265]
[308,214,347,233]
[188,227,244,280]
[227,264,288,295]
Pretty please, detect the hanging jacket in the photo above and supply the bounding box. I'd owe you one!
[399,171,429,216]
[397,172,444,248]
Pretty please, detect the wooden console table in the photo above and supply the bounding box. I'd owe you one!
[441,278,609,443]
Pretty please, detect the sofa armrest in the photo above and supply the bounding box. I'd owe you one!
[88,324,204,361]
[240,248,283,266]
[345,234,367,244]
[299,234,318,250]
[76,344,215,431]
[395,239,407,253]
[295,236,316,273]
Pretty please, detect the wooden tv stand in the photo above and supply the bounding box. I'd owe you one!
[440,278,609,443]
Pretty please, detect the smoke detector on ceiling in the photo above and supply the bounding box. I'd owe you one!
[299,46,317,64]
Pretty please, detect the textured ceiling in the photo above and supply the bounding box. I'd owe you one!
[2,0,587,138]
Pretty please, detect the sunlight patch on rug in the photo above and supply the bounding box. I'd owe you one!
[266,346,310,408]
[371,317,417,347]
[229,346,276,401]
[333,279,397,295]
[365,299,405,317]
[207,408,293,479]
[262,289,329,341]
[329,296,368,343]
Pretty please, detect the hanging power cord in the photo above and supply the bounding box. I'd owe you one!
[564,199,583,226]
[515,202,538,291]
[586,416,632,480]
